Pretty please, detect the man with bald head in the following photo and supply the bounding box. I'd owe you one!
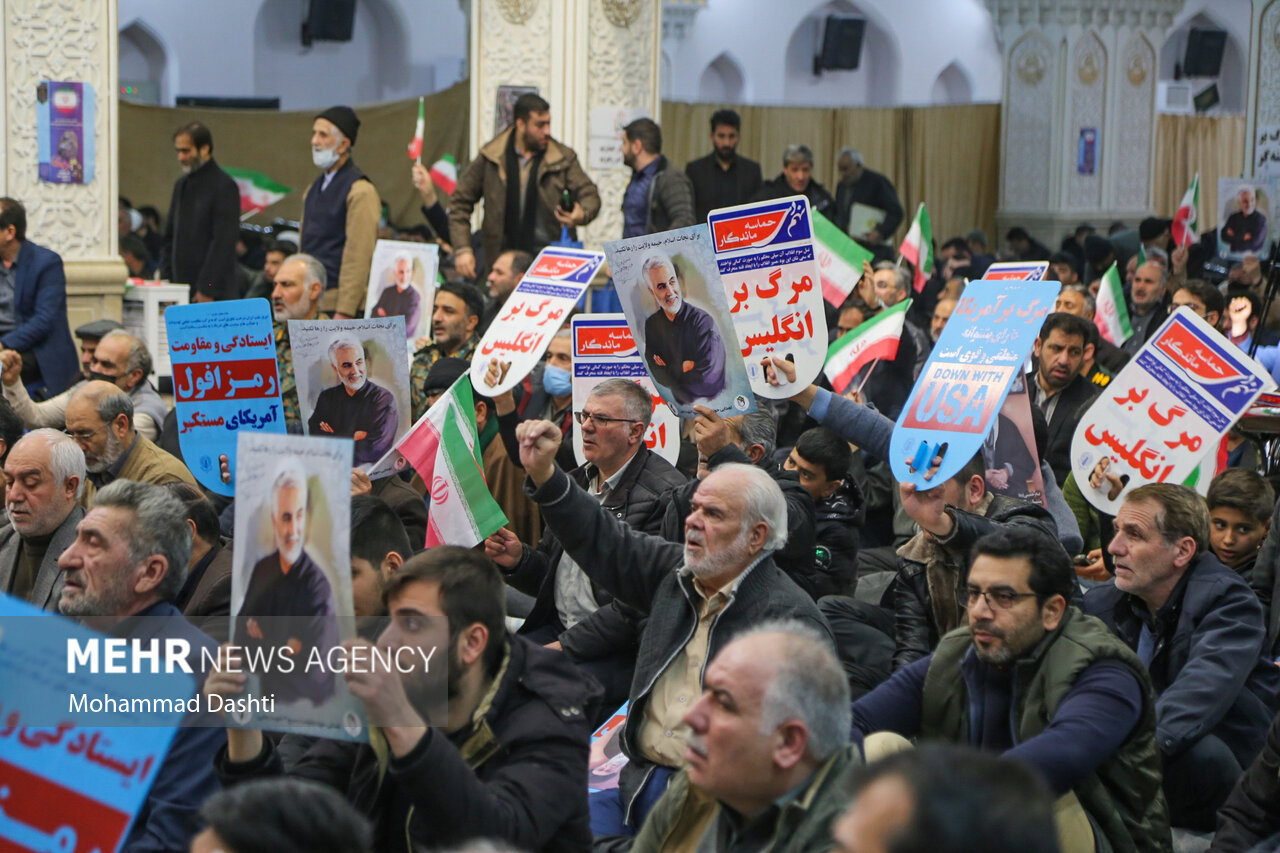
[509,417,831,837]
[65,380,195,506]
[0,428,85,609]
[1123,261,1171,356]
[633,619,859,851]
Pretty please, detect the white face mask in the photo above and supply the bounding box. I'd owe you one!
[312,145,340,170]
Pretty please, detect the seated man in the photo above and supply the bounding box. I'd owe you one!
[1213,711,1280,853]
[0,429,85,610]
[210,546,600,852]
[633,620,859,852]
[192,778,372,853]
[851,527,1171,853]
[270,253,330,429]
[348,493,411,627]
[784,427,862,596]
[57,480,225,851]
[64,380,196,505]
[1028,313,1100,485]
[1206,468,1273,591]
[1084,484,1280,832]
[504,418,831,837]
[166,481,233,642]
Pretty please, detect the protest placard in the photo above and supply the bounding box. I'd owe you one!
[0,594,189,852]
[605,225,755,418]
[470,247,603,396]
[812,210,874,307]
[289,317,411,470]
[981,261,1049,281]
[981,374,1045,506]
[587,701,629,794]
[1071,307,1274,514]
[166,299,285,496]
[1217,177,1276,259]
[891,280,1060,489]
[230,432,368,740]
[708,196,829,398]
[570,314,679,466]
[364,239,439,343]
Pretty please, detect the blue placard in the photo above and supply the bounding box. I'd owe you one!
[0,594,190,852]
[890,280,1060,489]
[166,299,286,496]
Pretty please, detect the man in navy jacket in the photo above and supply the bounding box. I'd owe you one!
[0,198,78,398]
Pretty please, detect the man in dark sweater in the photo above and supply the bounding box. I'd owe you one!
[639,252,726,405]
[308,335,398,466]
[162,121,241,302]
[834,148,903,243]
[684,109,763,223]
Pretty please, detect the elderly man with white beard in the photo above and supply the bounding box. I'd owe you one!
[513,417,832,840]
[306,334,397,466]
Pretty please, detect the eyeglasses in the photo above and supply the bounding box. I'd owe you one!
[64,423,109,443]
[963,585,1039,610]
[574,411,641,427]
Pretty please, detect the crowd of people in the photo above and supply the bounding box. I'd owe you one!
[3,90,1280,853]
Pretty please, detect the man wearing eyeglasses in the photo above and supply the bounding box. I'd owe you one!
[849,526,1171,853]
[64,380,195,507]
[485,378,685,715]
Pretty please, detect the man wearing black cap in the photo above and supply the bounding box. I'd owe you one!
[300,106,380,320]
[0,318,123,429]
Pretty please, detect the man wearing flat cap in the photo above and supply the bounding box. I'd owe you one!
[299,105,380,320]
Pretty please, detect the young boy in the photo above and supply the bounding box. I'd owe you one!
[1206,468,1274,584]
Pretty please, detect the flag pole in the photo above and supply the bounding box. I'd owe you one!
[854,358,881,396]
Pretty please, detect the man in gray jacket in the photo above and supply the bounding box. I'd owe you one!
[621,118,695,237]
[505,418,831,840]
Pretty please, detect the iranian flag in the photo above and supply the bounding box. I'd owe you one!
[368,376,507,548]
[898,203,933,293]
[1171,173,1200,247]
[224,167,291,219]
[1094,262,1133,345]
[813,211,875,307]
[823,299,911,393]
[407,96,425,162]
[430,155,458,195]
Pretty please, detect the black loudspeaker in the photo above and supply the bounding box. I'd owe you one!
[1183,28,1227,77]
[815,16,866,74]
[303,0,357,45]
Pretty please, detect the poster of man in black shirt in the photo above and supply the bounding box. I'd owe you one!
[640,252,727,405]
[1219,184,1270,257]
[307,334,399,467]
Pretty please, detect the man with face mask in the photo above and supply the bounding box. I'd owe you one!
[161,121,240,302]
[299,106,380,319]
[306,335,398,466]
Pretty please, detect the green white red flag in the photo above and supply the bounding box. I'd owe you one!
[823,299,911,393]
[898,203,933,293]
[1094,262,1133,346]
[1171,173,1200,247]
[813,210,875,307]
[368,375,507,548]
[407,96,425,162]
[223,167,291,219]
[430,154,458,196]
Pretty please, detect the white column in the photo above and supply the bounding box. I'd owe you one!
[1247,0,1280,179]
[466,0,663,248]
[1,0,128,326]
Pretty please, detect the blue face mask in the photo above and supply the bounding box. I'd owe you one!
[542,364,572,396]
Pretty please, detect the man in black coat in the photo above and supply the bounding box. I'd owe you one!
[1084,484,1280,832]
[162,121,241,302]
[834,148,903,243]
[751,144,837,221]
[1028,313,1100,485]
[211,546,600,853]
[684,109,763,223]
[504,415,831,839]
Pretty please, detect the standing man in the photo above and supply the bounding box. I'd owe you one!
[162,121,240,302]
[640,252,726,404]
[684,109,763,223]
[834,148,903,243]
[0,197,78,399]
[752,145,836,220]
[300,106,380,319]
[620,118,695,237]
[448,93,600,281]
[307,335,398,467]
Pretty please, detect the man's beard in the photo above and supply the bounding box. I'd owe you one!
[684,527,754,581]
[970,617,1044,668]
[60,567,134,622]
[342,372,367,393]
[85,429,126,473]
[401,638,463,727]
[714,145,736,163]
[273,292,307,322]
[522,129,546,154]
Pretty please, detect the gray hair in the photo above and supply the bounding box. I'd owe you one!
[716,462,788,551]
[327,334,364,367]
[20,428,86,499]
[838,146,862,166]
[271,461,309,509]
[735,411,776,459]
[392,250,413,269]
[873,260,910,295]
[93,479,192,602]
[100,330,153,380]
[589,378,652,428]
[640,252,676,285]
[1062,284,1096,317]
[281,253,328,290]
[1137,259,1170,286]
[96,387,135,429]
[782,144,813,167]
[741,619,850,761]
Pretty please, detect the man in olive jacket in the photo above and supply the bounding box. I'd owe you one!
[448,93,600,280]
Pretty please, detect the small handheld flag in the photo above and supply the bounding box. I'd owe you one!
[407,96,425,163]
